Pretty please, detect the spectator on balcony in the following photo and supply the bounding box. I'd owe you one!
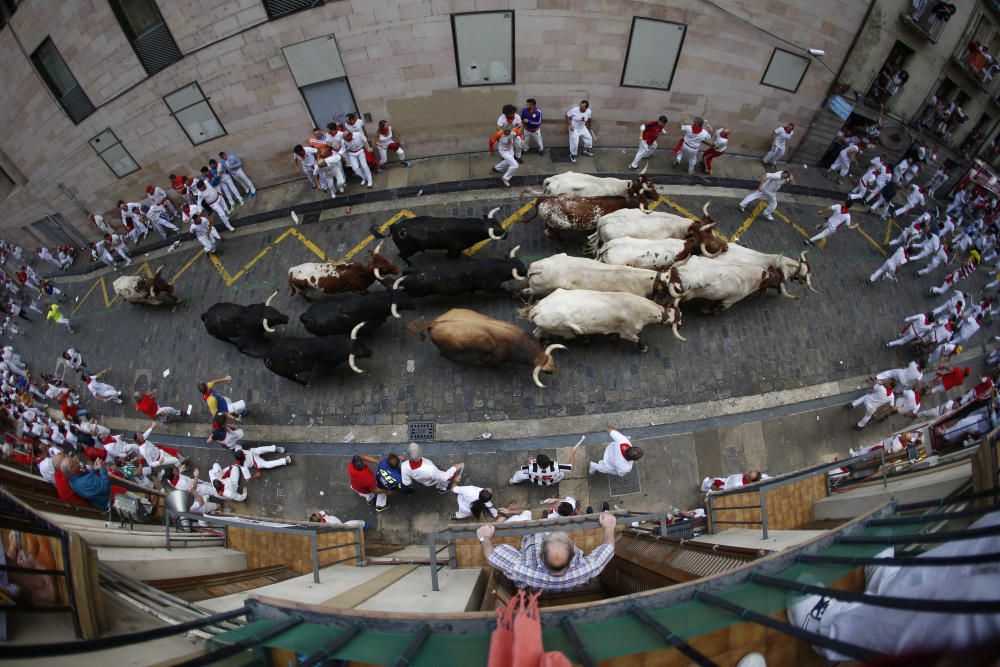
[476,510,616,591]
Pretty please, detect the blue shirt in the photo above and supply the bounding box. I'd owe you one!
[376,458,402,490]
[224,154,243,171]
[206,167,221,187]
[521,107,542,131]
[68,468,110,510]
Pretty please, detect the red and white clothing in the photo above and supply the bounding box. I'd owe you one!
[629,120,667,169]
[849,169,881,202]
[147,186,177,218]
[190,215,217,254]
[375,125,407,164]
[168,472,218,514]
[293,146,320,187]
[545,496,577,518]
[452,484,497,520]
[237,445,289,478]
[348,460,386,509]
[829,143,860,177]
[588,430,636,477]
[209,462,246,501]
[312,511,366,528]
[700,472,770,493]
[852,384,894,428]
[401,456,457,491]
[809,204,852,243]
[315,155,346,197]
[344,134,373,187]
[509,458,573,486]
[888,215,926,247]
[702,129,728,172]
[493,132,520,185]
[740,172,787,218]
[869,245,910,282]
[895,389,921,417]
[676,123,711,174]
[893,185,926,218]
[931,257,980,295]
[566,106,593,157]
[86,375,121,402]
[197,183,233,231]
[876,361,923,388]
[496,113,523,158]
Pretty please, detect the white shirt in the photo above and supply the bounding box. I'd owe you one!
[182,204,204,224]
[598,430,634,476]
[761,172,787,195]
[895,389,920,416]
[904,186,925,208]
[496,113,522,130]
[401,457,449,487]
[826,205,852,230]
[772,126,793,149]
[546,496,577,518]
[294,146,319,167]
[190,216,213,239]
[566,106,592,130]
[323,131,345,154]
[680,124,711,150]
[376,126,396,148]
[864,384,895,411]
[38,457,56,485]
[149,186,168,205]
[712,130,729,152]
[344,118,365,136]
[344,134,367,153]
[209,463,246,501]
[496,133,517,155]
[453,485,497,519]
[198,183,223,205]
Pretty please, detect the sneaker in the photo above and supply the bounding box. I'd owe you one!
[401,161,411,168]
[582,150,594,157]
[501,178,511,187]
[375,502,389,512]
[627,164,637,170]
[787,589,829,634]
[739,205,746,212]
[569,155,577,163]
[538,148,545,155]
[764,214,774,221]
[276,446,286,453]
[366,182,373,188]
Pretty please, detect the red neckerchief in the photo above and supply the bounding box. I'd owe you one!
[410,458,423,469]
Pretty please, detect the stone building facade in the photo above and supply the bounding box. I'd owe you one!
[0,0,869,245]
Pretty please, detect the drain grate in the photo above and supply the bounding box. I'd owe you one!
[407,421,437,441]
[609,465,641,496]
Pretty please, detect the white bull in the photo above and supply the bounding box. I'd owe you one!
[664,256,796,312]
[522,288,684,351]
[596,237,695,270]
[523,253,670,302]
[531,168,654,197]
[714,246,817,292]
[586,203,720,256]
[112,267,179,306]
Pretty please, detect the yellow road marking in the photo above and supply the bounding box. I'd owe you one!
[856,224,888,256]
[70,277,111,316]
[730,202,765,243]
[465,199,538,256]
[341,209,415,262]
[207,224,338,286]
[883,218,894,245]
[657,196,729,243]
[773,210,825,249]
[171,250,204,283]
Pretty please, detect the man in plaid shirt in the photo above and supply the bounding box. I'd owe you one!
[477,511,616,591]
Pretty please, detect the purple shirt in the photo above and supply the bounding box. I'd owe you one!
[522,107,542,131]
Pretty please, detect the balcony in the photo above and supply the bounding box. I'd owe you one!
[952,42,998,92]
[900,5,950,42]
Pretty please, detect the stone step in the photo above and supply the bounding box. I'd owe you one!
[318,564,419,609]
[354,565,485,614]
[98,546,247,581]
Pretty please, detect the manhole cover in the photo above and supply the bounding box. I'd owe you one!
[609,465,641,496]
[407,421,436,441]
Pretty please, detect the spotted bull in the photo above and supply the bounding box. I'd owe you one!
[200,291,289,357]
[415,308,567,388]
[288,241,399,300]
[522,288,684,352]
[370,207,505,265]
[112,266,179,305]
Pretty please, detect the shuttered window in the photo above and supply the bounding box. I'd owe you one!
[30,37,95,125]
[108,0,182,76]
[263,0,323,20]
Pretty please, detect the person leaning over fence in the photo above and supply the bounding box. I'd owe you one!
[476,511,617,591]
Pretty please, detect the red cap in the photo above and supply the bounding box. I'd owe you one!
[145,185,154,194]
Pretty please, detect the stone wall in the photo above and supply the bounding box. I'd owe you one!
[0,0,868,244]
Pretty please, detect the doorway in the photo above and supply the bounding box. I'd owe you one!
[300,77,358,129]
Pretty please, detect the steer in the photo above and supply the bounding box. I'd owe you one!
[370,207,505,265]
[300,290,414,336]
[664,256,797,312]
[522,288,684,352]
[112,266,180,305]
[713,246,817,293]
[261,323,371,385]
[392,246,527,298]
[288,240,400,300]
[586,202,724,256]
[596,237,696,270]
[522,168,657,199]
[530,194,651,243]
[415,308,567,388]
[522,253,671,302]
[201,291,289,357]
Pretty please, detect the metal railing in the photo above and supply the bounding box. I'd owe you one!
[426,510,668,591]
[900,7,948,42]
[164,510,365,584]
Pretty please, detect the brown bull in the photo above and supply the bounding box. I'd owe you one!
[686,203,727,257]
[530,193,651,244]
[414,308,567,388]
[288,240,400,300]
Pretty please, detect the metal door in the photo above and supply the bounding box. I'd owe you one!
[300,77,358,129]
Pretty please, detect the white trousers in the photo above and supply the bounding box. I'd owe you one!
[301,162,318,187]
[588,459,630,477]
[320,162,346,193]
[224,398,247,414]
[347,150,373,186]
[763,145,785,165]
[870,259,902,282]
[356,488,388,509]
[851,395,884,428]
[568,128,593,156]
[740,191,778,216]
[230,168,255,195]
[809,224,841,243]
[377,145,405,164]
[195,231,216,254]
[630,140,656,168]
[830,152,853,177]
[219,175,243,206]
[494,150,518,182]
[677,145,700,174]
[894,202,919,218]
[205,197,233,231]
[239,445,288,477]
[112,245,131,262]
[150,215,179,238]
[222,428,244,450]
[524,128,543,151]
[917,254,946,275]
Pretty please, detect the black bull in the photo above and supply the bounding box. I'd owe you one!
[200,292,289,358]
[261,323,371,385]
[300,291,415,336]
[391,249,527,298]
[370,207,505,264]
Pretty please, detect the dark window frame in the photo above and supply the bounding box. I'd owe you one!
[619,16,687,91]
[89,128,140,179]
[759,47,811,94]
[107,0,182,76]
[162,82,227,146]
[450,10,516,88]
[262,0,324,21]
[29,36,95,125]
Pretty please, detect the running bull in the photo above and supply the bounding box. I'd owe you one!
[586,203,725,255]
[415,308,567,388]
[392,246,527,298]
[288,240,399,300]
[522,168,657,199]
[522,253,671,302]
[370,207,505,265]
[300,290,414,336]
[112,266,180,305]
[663,256,798,312]
[261,323,371,385]
[200,291,289,357]
[529,194,653,243]
[522,288,685,351]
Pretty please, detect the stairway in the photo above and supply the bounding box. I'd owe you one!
[97,545,248,581]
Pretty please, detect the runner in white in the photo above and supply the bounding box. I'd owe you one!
[565,100,593,164]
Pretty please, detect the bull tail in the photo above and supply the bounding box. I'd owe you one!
[406,317,429,339]
[518,187,542,202]
[369,224,388,239]
[515,303,534,320]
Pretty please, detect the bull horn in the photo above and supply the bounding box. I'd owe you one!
[532,366,547,389]
[779,282,799,299]
[806,273,819,294]
[350,322,366,340]
[155,265,165,276]
[544,344,567,356]
[639,164,647,176]
[508,245,520,259]
[348,354,364,374]
[393,276,406,290]
[702,202,711,217]
[265,290,277,307]
[391,302,401,318]
[487,207,500,220]
[699,221,717,231]
[262,318,275,333]
[488,225,504,240]
[374,239,384,255]
[512,267,526,280]
[702,244,722,259]
[374,267,384,280]
[799,250,809,263]
[667,282,681,298]
[672,321,687,342]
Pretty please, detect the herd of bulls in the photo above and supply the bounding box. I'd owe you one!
[117,171,818,386]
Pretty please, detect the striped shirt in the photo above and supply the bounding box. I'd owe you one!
[487,532,613,591]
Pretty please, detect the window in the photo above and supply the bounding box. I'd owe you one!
[451,11,514,86]
[0,0,22,30]
[282,34,358,127]
[164,83,226,145]
[620,17,686,90]
[263,0,323,20]
[89,129,139,178]
[30,37,95,124]
[760,48,810,93]
[108,0,182,76]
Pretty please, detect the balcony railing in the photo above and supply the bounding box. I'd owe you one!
[901,6,949,42]
[953,42,999,92]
